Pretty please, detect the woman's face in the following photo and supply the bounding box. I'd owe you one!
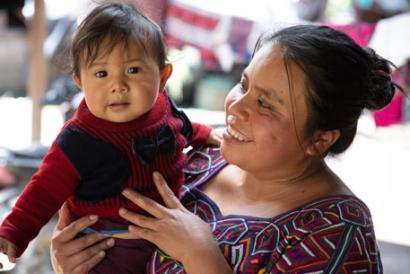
[221,44,311,179]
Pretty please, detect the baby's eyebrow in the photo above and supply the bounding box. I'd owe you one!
[125,58,143,63]
[88,58,144,68]
[88,62,107,68]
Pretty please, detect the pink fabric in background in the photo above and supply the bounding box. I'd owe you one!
[327,22,406,127]
[373,94,404,127]
[373,61,409,127]
[324,23,376,47]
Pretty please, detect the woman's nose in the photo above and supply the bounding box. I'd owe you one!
[229,93,250,122]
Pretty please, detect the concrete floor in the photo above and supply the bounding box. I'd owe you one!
[0,97,409,273]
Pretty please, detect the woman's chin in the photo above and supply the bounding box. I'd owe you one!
[220,142,241,165]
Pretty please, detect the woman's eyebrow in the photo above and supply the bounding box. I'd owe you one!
[255,85,284,105]
[242,72,284,105]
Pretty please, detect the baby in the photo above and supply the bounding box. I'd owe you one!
[0,2,219,272]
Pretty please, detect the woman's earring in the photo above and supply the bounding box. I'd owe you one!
[227,114,237,125]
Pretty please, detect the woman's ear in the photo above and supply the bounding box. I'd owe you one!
[305,129,340,156]
[72,74,82,89]
[159,64,173,91]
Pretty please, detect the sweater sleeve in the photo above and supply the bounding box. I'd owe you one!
[0,143,81,257]
[190,122,212,147]
[270,222,382,273]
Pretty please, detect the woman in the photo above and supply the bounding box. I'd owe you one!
[51,25,401,273]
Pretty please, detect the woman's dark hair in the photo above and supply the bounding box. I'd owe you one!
[70,1,167,77]
[253,25,402,155]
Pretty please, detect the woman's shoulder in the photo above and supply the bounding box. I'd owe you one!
[272,195,381,272]
[285,195,374,233]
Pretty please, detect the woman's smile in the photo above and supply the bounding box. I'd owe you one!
[223,126,252,143]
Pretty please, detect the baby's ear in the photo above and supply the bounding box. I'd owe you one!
[159,64,173,91]
[72,74,82,89]
[305,129,340,156]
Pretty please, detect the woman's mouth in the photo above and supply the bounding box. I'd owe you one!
[224,126,251,142]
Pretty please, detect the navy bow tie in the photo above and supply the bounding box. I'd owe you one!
[132,125,176,165]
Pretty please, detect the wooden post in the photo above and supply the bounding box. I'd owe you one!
[27,0,48,141]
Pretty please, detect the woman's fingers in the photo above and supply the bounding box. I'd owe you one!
[70,250,106,274]
[128,225,157,243]
[52,213,109,258]
[52,236,114,274]
[118,208,157,230]
[61,232,109,256]
[152,171,182,209]
[53,215,99,244]
[56,203,71,231]
[67,238,114,269]
[121,172,184,220]
[51,206,116,273]
[121,188,167,218]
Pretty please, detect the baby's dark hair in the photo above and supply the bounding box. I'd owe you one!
[253,25,403,155]
[70,1,167,77]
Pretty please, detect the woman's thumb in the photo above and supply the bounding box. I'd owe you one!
[56,203,70,230]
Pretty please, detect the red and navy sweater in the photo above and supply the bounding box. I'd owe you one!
[0,91,211,256]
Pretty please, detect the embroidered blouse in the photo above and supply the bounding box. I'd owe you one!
[147,146,382,273]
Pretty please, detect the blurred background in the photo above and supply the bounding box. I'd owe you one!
[0,0,409,273]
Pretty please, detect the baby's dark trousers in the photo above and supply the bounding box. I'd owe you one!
[89,238,155,274]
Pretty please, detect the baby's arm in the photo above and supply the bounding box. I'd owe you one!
[0,143,81,258]
[191,122,222,147]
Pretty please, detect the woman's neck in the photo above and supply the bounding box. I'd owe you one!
[202,160,352,218]
[236,160,345,203]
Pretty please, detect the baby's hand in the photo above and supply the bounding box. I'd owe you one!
[206,128,223,147]
[0,237,17,265]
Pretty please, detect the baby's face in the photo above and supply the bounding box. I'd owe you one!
[74,42,163,123]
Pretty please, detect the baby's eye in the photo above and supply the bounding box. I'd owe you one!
[128,67,141,74]
[95,70,107,78]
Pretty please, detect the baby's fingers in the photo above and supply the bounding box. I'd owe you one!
[6,243,17,263]
[0,238,17,263]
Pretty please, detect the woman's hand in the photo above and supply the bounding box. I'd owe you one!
[119,172,232,273]
[50,203,115,274]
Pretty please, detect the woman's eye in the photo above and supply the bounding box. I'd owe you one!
[238,82,247,93]
[95,70,107,78]
[257,98,271,109]
[128,67,141,74]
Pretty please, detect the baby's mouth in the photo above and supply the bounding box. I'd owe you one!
[108,102,130,110]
